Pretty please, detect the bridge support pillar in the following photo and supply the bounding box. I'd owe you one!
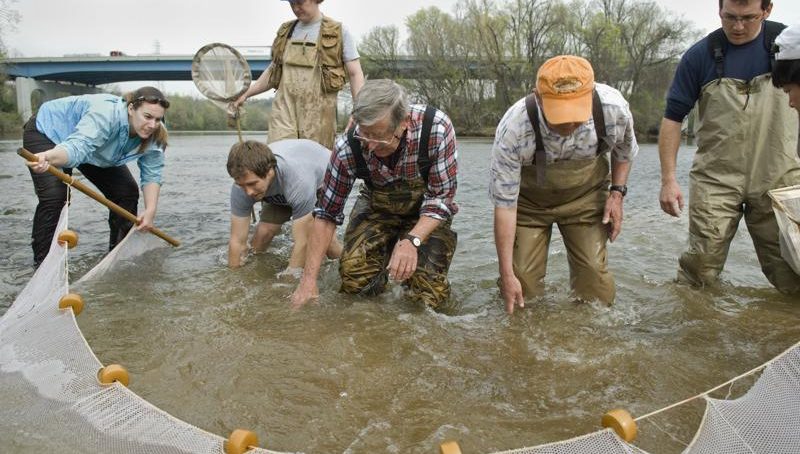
[15,78,100,119]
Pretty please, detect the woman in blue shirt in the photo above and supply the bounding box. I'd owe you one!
[23,86,170,267]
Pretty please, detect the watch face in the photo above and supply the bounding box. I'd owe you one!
[405,235,421,247]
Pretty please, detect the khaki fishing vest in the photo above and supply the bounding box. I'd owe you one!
[266,16,347,93]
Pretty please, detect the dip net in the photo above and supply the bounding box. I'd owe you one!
[192,42,252,142]
[1,204,799,453]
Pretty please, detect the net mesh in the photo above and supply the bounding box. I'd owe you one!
[191,43,251,103]
[0,206,287,454]
[491,429,649,454]
[768,185,800,275]
[1,205,799,453]
[684,345,800,454]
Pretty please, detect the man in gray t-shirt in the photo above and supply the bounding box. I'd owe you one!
[226,139,342,270]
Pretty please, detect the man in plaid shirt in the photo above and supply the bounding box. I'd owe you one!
[292,79,459,309]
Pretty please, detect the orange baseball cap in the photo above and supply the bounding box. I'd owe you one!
[536,55,595,125]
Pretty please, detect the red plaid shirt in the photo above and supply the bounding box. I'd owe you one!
[314,105,459,225]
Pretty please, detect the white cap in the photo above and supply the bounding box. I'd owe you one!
[775,24,800,61]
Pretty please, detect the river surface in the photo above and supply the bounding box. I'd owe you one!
[1,134,798,453]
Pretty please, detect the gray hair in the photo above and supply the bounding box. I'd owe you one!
[352,79,410,128]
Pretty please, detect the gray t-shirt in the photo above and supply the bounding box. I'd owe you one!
[290,18,360,62]
[230,139,330,219]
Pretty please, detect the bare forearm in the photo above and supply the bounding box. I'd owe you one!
[239,64,273,101]
[610,160,631,186]
[494,206,517,278]
[408,215,442,242]
[299,217,336,285]
[658,118,682,183]
[42,146,69,167]
[346,60,365,99]
[228,240,246,268]
[142,183,160,213]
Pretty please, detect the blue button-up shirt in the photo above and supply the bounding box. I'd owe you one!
[35,94,165,186]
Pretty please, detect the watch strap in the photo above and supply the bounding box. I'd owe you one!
[609,184,627,196]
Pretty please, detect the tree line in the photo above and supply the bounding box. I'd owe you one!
[360,0,700,138]
[1,0,700,138]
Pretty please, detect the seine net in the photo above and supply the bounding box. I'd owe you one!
[768,185,800,275]
[1,205,799,453]
[0,206,289,454]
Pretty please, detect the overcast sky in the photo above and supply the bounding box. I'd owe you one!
[4,0,799,94]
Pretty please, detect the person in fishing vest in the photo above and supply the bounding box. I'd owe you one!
[23,87,170,268]
[291,80,459,310]
[226,140,343,273]
[231,0,365,150]
[490,55,638,313]
[658,0,800,294]
[772,24,800,122]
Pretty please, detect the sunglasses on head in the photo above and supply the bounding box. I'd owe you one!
[133,95,170,108]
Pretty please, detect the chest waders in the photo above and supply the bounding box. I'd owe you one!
[338,107,458,309]
[680,74,800,292]
[512,92,616,304]
[268,22,338,150]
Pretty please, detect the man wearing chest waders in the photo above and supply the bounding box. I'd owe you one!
[231,0,364,150]
[490,56,638,313]
[291,79,459,310]
[658,0,800,293]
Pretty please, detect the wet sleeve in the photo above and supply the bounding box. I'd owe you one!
[230,183,256,218]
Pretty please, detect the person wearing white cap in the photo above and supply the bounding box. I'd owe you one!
[657,0,800,294]
[773,24,800,119]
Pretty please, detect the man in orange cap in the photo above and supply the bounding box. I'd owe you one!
[489,55,638,313]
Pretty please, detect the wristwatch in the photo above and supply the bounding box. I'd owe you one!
[609,184,628,197]
[403,233,422,248]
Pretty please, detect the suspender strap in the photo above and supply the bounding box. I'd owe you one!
[346,105,438,188]
[764,21,787,70]
[708,28,726,84]
[525,89,607,184]
[347,126,373,189]
[417,105,436,183]
[592,89,608,155]
[524,93,546,185]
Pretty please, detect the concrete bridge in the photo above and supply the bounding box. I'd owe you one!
[4,53,271,119]
[3,53,485,118]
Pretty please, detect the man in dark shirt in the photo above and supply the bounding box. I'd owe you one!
[658,0,800,293]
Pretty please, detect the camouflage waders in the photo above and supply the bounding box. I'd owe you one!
[339,177,457,309]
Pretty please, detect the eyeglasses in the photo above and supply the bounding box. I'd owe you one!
[133,95,170,109]
[353,126,402,146]
[720,12,763,25]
